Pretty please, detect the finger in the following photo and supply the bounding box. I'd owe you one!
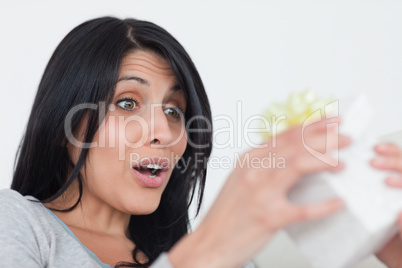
[371,156,402,172]
[374,143,402,157]
[302,117,341,137]
[328,161,346,172]
[281,160,345,192]
[305,158,346,174]
[302,126,351,153]
[385,175,402,188]
[314,117,342,131]
[287,198,344,224]
[276,119,346,155]
[339,134,352,149]
[293,150,346,174]
[398,212,402,240]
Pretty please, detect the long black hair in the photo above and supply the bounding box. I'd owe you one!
[11,17,212,267]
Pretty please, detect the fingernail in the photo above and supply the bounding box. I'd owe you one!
[377,144,389,151]
[387,175,402,184]
[334,199,345,207]
[338,161,345,168]
[373,157,387,166]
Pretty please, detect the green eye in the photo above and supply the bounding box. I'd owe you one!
[117,98,137,111]
[164,107,183,119]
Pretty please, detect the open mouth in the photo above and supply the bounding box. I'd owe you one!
[133,164,166,178]
[131,157,170,187]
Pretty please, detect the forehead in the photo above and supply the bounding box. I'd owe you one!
[120,50,175,77]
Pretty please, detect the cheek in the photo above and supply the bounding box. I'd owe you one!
[97,116,148,154]
[175,130,188,156]
[121,116,149,145]
[169,121,187,149]
[87,121,121,173]
[95,117,118,148]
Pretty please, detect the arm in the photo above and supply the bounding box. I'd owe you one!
[372,143,402,268]
[168,118,350,268]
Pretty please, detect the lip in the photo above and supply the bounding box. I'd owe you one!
[131,157,171,188]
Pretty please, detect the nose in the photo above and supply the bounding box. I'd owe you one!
[149,106,174,147]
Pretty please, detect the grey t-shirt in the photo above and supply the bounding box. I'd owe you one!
[0,189,175,267]
[0,189,254,268]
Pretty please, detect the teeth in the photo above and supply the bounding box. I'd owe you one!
[143,164,163,170]
[133,162,167,179]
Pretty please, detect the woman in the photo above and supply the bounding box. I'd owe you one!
[1,16,401,267]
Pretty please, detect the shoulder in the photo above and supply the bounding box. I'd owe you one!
[0,189,106,267]
[0,188,25,200]
[0,188,50,245]
[0,188,51,235]
[0,188,32,199]
[0,188,44,233]
[0,188,43,216]
[0,188,33,212]
[0,189,48,266]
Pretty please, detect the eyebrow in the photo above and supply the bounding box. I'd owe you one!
[117,75,181,91]
[117,75,149,86]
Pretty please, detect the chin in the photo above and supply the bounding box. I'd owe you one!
[127,196,162,215]
[132,206,160,216]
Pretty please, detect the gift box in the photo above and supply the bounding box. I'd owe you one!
[285,95,402,268]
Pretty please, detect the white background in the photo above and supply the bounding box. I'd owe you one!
[1,1,401,267]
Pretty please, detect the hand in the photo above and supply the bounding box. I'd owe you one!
[169,117,351,268]
[372,143,402,268]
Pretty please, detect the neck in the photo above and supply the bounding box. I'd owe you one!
[45,180,131,238]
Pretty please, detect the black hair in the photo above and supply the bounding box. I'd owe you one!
[11,17,212,267]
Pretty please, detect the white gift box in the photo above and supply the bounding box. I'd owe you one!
[285,95,402,268]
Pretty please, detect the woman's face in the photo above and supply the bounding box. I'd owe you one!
[71,50,188,215]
